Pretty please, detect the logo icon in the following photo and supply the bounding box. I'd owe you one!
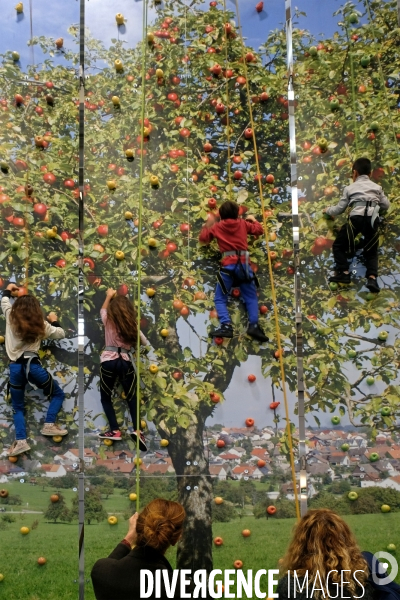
[371,552,398,586]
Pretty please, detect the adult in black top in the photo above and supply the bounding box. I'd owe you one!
[276,508,379,600]
[91,498,189,600]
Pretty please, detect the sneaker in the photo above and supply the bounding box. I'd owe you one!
[366,277,380,293]
[211,323,233,338]
[41,423,68,437]
[329,272,351,284]
[247,324,269,342]
[8,439,31,457]
[98,430,122,441]
[130,431,148,452]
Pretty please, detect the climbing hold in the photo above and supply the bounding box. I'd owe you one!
[247,374,256,383]
[245,418,255,427]
[214,497,224,505]
[269,401,280,410]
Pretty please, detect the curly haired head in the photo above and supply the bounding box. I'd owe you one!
[280,509,368,597]
[10,295,46,344]
[136,499,186,554]
[106,295,137,347]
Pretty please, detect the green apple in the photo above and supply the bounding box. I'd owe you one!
[370,121,379,131]
[330,99,340,111]
[331,416,341,425]
[348,491,358,501]
[341,443,350,451]
[366,376,375,385]
[378,331,388,341]
[12,51,20,61]
[347,349,357,359]
[380,407,391,417]
[0,161,9,172]
[0,573,3,582]
[309,46,318,57]
[329,282,338,291]
[360,55,371,68]
[369,452,379,462]
[348,12,358,23]
[387,544,396,552]
[381,504,391,513]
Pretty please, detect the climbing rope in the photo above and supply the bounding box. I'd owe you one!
[234,0,300,519]
[222,0,233,199]
[134,0,149,511]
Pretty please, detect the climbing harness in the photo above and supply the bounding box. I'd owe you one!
[103,346,146,391]
[8,352,54,395]
[217,251,260,295]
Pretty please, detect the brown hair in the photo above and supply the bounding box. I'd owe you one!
[10,295,46,344]
[280,509,368,598]
[219,200,239,220]
[106,295,137,346]
[136,499,185,554]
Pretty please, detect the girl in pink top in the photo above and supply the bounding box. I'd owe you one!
[98,288,147,451]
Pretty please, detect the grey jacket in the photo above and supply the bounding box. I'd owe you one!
[325,175,389,218]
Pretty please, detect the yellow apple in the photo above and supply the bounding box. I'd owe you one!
[0,573,4,582]
[160,439,169,447]
[115,250,125,260]
[124,211,133,219]
[150,175,159,186]
[133,458,142,466]
[115,13,124,25]
[141,420,147,429]
[147,32,155,43]
[15,2,24,13]
[52,435,63,443]
[155,69,164,78]
[107,180,117,190]
[115,59,123,72]
[146,287,156,297]
[20,526,30,535]
[103,439,113,446]
[149,364,158,374]
[148,237,157,247]
[129,493,137,501]
[108,516,118,525]
[0,336,5,344]
[46,227,57,239]
[143,126,150,137]
[125,149,134,158]
[160,329,169,337]
[111,96,120,106]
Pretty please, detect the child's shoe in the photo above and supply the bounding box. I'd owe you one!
[247,324,269,342]
[130,431,148,452]
[329,272,351,284]
[366,277,380,293]
[212,324,233,338]
[8,439,31,457]
[41,423,68,437]
[98,429,122,441]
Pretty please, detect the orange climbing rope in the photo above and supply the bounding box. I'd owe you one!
[222,0,233,199]
[234,0,300,519]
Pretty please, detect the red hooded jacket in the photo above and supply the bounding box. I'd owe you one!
[199,218,263,265]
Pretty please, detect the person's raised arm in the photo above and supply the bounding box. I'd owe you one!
[324,187,350,217]
[379,187,390,212]
[245,215,264,236]
[1,284,20,321]
[102,288,116,311]
[199,214,218,244]
[45,311,65,340]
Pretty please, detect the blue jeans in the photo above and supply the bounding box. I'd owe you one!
[214,263,259,325]
[10,359,65,440]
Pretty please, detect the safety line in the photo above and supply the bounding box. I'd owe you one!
[135,0,149,511]
[222,0,232,199]
[347,35,359,154]
[234,0,300,519]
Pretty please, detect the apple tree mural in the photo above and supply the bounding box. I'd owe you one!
[0,0,399,576]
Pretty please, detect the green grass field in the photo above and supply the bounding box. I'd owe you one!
[0,482,399,599]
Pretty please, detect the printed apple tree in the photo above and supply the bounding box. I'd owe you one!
[0,37,80,450]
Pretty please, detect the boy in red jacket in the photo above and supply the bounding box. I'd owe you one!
[199,200,268,342]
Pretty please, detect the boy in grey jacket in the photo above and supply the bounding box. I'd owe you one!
[324,157,389,293]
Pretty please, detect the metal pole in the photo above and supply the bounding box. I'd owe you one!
[78,0,86,596]
[284,0,308,517]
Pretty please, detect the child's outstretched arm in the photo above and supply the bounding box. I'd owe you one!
[44,311,65,340]
[1,284,20,322]
[244,215,264,236]
[102,288,116,311]
[199,213,219,245]
[324,188,350,217]
[379,188,390,212]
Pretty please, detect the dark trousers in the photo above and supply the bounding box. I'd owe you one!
[332,215,379,278]
[100,358,138,431]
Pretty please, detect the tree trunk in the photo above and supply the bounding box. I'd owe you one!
[166,413,213,573]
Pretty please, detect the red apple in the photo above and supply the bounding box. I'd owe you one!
[210,392,220,403]
[245,418,255,427]
[33,203,47,216]
[55,259,66,268]
[244,128,253,139]
[214,537,223,546]
[259,305,268,314]
[216,439,225,448]
[266,174,275,184]
[233,171,243,180]
[97,224,108,236]
[267,506,277,515]
[43,173,56,185]
[64,179,75,189]
[247,375,256,383]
